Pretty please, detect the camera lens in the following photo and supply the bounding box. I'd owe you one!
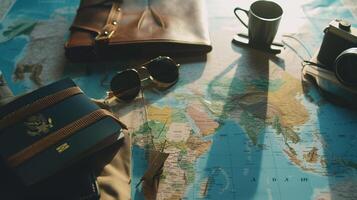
[335,48,357,87]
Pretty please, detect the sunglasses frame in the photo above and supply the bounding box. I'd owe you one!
[110,56,180,101]
[140,56,180,88]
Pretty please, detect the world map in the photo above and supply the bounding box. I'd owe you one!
[1,0,357,200]
[131,54,357,199]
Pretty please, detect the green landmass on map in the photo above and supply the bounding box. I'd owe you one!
[207,68,304,145]
[133,104,214,199]
[239,111,265,145]
[3,0,357,199]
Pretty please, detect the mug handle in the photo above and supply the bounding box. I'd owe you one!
[234,7,249,28]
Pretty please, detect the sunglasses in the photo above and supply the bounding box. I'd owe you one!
[110,56,180,101]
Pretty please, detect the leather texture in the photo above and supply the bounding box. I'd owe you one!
[65,0,212,61]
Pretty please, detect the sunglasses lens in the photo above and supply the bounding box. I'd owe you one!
[110,69,141,101]
[146,57,179,84]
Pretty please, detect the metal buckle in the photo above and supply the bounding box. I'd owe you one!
[95,30,115,41]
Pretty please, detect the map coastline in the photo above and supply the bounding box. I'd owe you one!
[0,0,15,21]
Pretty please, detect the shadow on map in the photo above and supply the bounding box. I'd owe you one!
[199,45,285,199]
[302,70,357,200]
[299,0,357,199]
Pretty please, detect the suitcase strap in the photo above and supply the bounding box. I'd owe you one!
[0,87,83,131]
[7,109,122,168]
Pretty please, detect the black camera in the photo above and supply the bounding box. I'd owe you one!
[316,19,357,87]
[302,19,357,105]
[317,19,357,67]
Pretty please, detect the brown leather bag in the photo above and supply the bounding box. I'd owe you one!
[65,0,212,61]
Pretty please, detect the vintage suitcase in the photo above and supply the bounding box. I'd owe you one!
[0,157,100,200]
[0,78,126,186]
[65,0,212,61]
[26,161,100,200]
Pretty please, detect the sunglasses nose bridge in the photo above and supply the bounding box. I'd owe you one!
[137,66,150,78]
[136,66,155,87]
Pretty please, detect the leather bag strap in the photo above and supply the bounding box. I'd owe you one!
[70,1,122,36]
[94,1,122,44]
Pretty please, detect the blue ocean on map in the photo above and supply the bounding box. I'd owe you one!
[1,0,357,200]
[0,0,79,95]
[183,120,327,200]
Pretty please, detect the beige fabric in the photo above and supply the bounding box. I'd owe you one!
[94,132,131,200]
[91,96,145,200]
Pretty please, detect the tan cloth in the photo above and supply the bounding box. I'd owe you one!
[94,132,131,200]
